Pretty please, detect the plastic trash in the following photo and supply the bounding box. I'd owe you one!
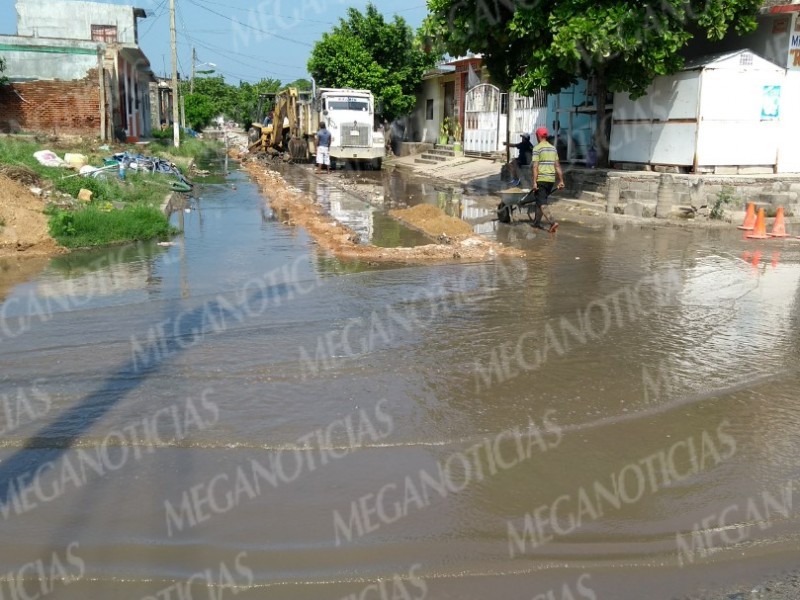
[33,150,67,168]
[64,153,88,169]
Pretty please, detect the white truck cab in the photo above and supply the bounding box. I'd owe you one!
[317,88,385,169]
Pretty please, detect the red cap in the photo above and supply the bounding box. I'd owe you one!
[535,127,549,138]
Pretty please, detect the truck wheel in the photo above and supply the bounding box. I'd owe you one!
[371,158,383,170]
[330,157,337,171]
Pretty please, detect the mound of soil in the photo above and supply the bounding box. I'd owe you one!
[0,174,63,258]
[246,162,523,264]
[389,204,474,240]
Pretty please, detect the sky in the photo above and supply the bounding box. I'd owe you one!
[0,0,431,84]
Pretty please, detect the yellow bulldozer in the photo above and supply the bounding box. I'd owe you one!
[247,87,313,160]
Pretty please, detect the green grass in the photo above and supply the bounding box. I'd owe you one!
[0,136,201,248]
[151,137,222,159]
[49,204,176,248]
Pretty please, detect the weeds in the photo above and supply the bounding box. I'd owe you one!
[151,138,222,160]
[49,205,175,248]
[710,186,735,220]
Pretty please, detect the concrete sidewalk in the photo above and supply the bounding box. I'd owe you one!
[387,151,508,193]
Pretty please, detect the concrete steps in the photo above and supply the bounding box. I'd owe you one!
[414,145,458,165]
[580,191,606,204]
[758,192,794,206]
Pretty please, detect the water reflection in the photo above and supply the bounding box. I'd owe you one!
[34,243,170,303]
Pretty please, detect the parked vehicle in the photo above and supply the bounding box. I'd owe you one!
[316,87,385,170]
[248,86,385,170]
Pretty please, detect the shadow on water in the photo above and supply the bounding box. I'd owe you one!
[0,280,300,513]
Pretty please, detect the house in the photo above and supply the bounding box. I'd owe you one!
[409,56,482,146]
[408,56,547,158]
[149,77,175,131]
[0,0,155,141]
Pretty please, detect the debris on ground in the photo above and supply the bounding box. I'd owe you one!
[0,164,43,187]
[33,150,68,168]
[246,162,523,264]
[108,152,192,187]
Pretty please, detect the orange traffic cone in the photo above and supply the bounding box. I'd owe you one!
[746,208,768,239]
[768,207,788,237]
[737,203,756,230]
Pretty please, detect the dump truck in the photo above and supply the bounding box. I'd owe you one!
[248,86,385,169]
[315,87,385,170]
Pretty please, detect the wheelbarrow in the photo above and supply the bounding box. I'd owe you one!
[496,189,536,224]
[496,188,560,232]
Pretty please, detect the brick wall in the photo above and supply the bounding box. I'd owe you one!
[0,68,101,137]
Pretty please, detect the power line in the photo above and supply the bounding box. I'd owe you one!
[181,36,307,73]
[175,36,306,81]
[185,0,312,47]
[190,0,335,25]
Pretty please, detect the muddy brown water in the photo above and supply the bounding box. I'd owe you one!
[0,165,799,599]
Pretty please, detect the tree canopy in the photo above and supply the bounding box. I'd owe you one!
[180,76,282,131]
[308,3,438,121]
[424,0,762,164]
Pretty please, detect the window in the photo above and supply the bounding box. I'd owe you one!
[425,99,434,120]
[91,25,118,43]
[327,98,369,112]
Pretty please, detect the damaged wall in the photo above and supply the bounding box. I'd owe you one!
[0,68,102,135]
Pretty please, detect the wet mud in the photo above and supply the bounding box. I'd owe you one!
[245,160,523,263]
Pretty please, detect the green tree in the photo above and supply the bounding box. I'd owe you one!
[424,0,761,166]
[0,57,8,86]
[234,78,282,129]
[308,3,438,121]
[285,78,313,91]
[183,93,216,130]
[180,75,231,130]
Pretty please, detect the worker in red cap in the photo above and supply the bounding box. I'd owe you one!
[529,126,564,232]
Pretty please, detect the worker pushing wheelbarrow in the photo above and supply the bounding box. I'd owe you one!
[496,127,564,233]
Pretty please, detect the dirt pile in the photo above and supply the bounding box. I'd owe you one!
[0,174,63,257]
[245,162,523,264]
[389,204,474,240]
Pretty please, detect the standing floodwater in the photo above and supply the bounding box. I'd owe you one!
[1,165,799,599]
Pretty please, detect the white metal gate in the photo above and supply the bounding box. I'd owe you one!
[509,90,548,158]
[465,84,502,153]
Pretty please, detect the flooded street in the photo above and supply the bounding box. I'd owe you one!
[1,162,799,600]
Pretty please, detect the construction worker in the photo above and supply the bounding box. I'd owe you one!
[503,132,533,186]
[316,122,333,174]
[530,126,564,232]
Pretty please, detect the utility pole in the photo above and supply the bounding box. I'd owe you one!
[170,0,180,148]
[190,46,196,94]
